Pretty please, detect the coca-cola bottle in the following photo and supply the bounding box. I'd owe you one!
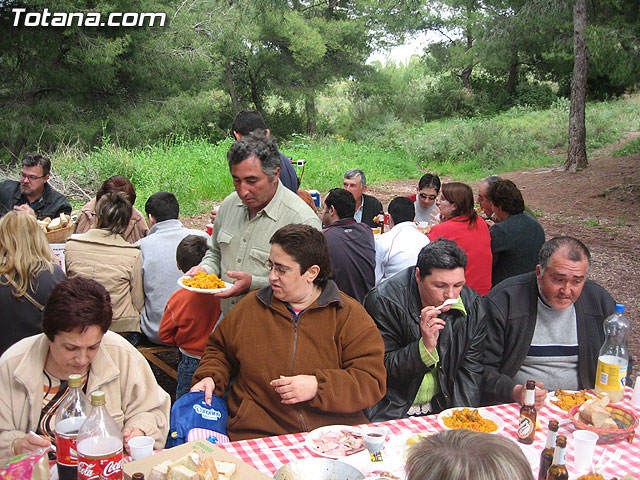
[55,374,90,480]
[77,391,123,480]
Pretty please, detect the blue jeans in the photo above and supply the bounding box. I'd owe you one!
[176,353,201,401]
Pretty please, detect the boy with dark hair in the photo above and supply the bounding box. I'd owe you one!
[159,235,221,400]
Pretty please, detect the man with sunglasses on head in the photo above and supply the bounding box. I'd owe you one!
[0,153,72,220]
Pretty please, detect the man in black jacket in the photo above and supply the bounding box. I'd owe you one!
[363,239,486,421]
[0,153,72,220]
[482,236,616,408]
[342,168,383,229]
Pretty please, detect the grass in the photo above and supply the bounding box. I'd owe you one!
[613,136,640,156]
[46,93,640,215]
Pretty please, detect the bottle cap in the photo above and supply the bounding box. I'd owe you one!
[615,304,625,313]
[90,390,106,406]
[68,374,83,388]
[548,420,559,431]
[555,435,567,447]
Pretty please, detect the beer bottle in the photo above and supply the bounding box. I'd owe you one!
[518,380,537,444]
[547,435,569,480]
[132,474,145,480]
[537,420,559,480]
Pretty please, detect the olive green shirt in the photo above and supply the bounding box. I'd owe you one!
[201,181,321,314]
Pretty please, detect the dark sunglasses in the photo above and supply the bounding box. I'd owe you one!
[419,193,437,200]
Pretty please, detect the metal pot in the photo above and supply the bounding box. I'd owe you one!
[273,458,365,480]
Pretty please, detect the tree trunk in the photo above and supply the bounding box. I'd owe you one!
[304,92,317,136]
[225,57,239,111]
[461,25,473,90]
[564,0,589,172]
[248,71,263,113]
[506,50,519,96]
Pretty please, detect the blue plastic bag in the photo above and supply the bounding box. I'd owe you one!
[166,391,229,447]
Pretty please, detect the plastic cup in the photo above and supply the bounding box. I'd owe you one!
[128,435,155,460]
[205,224,214,235]
[363,427,387,455]
[573,430,599,471]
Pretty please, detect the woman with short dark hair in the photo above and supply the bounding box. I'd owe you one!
[428,182,492,294]
[75,175,148,243]
[65,192,144,334]
[0,277,170,462]
[191,224,386,441]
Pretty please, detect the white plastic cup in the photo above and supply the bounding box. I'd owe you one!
[363,426,387,455]
[573,430,599,471]
[128,435,155,460]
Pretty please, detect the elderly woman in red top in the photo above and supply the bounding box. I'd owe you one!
[191,224,386,441]
[428,182,492,295]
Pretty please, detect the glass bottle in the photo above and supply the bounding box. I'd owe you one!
[595,304,631,402]
[546,435,569,480]
[518,379,537,444]
[537,420,559,480]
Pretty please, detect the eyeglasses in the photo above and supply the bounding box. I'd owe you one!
[265,260,294,277]
[20,172,46,181]
[419,193,437,200]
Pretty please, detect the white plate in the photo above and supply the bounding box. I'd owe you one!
[305,425,365,458]
[545,390,594,413]
[436,408,504,434]
[177,276,233,294]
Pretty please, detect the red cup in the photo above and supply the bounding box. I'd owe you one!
[205,224,213,235]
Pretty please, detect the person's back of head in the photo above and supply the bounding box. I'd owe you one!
[96,175,137,205]
[95,191,132,235]
[388,196,415,225]
[405,429,534,480]
[0,211,54,297]
[176,235,208,273]
[145,191,180,223]
[486,179,525,215]
[417,238,467,278]
[22,152,51,176]
[325,188,356,219]
[232,110,268,136]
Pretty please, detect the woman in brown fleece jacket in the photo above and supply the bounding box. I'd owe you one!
[191,224,386,441]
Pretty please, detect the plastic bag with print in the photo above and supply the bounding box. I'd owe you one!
[0,446,53,480]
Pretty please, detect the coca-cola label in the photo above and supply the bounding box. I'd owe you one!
[77,449,123,480]
[55,433,78,467]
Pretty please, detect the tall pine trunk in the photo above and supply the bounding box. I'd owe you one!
[564,0,589,171]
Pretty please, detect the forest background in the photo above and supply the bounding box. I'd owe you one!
[1,0,639,212]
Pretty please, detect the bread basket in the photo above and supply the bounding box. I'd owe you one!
[568,403,638,443]
[45,222,76,243]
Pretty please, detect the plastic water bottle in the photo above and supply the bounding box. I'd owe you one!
[594,304,631,402]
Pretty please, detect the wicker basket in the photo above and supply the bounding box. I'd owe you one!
[45,222,76,243]
[568,403,639,443]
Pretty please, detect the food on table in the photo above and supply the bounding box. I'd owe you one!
[148,451,236,480]
[182,271,226,290]
[310,429,365,456]
[552,389,594,411]
[576,393,619,430]
[442,408,499,432]
[576,476,635,480]
[37,212,72,232]
[371,471,401,480]
[405,432,433,445]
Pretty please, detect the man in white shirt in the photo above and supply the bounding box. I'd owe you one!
[375,197,430,284]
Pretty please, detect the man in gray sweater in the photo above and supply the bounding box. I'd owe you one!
[136,192,208,345]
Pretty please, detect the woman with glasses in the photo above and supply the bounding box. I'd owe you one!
[191,224,386,441]
[0,211,65,356]
[409,173,441,225]
[428,182,492,295]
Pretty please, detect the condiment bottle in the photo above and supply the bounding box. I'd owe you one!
[55,374,90,480]
[537,420,559,480]
[518,379,537,444]
[546,435,568,480]
[595,304,630,402]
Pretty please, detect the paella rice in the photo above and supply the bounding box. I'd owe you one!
[442,408,498,432]
[552,389,593,411]
[182,271,226,289]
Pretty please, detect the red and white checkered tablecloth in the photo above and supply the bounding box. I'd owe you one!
[218,387,640,479]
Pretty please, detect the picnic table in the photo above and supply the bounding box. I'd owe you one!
[218,387,640,479]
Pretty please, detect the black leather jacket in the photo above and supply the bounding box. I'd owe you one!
[0,180,72,220]
[363,267,486,422]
